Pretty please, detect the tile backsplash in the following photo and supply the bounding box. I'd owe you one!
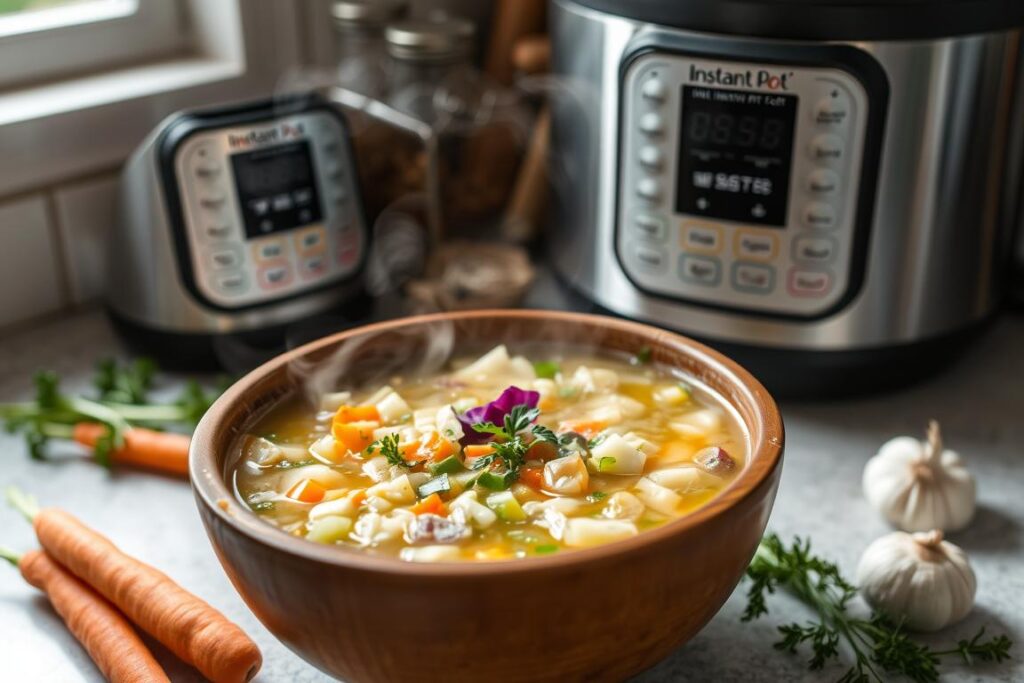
[0,171,117,330]
[0,195,67,328]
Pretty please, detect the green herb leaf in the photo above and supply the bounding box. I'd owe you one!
[533,361,560,379]
[366,433,413,468]
[534,544,559,554]
[745,534,1013,683]
[631,346,653,365]
[586,491,607,503]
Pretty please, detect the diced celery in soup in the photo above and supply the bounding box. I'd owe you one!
[232,345,746,562]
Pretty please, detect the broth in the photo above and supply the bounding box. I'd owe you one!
[233,345,747,561]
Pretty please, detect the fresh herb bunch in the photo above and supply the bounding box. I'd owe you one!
[470,404,557,479]
[367,433,414,468]
[745,534,1012,683]
[0,359,224,467]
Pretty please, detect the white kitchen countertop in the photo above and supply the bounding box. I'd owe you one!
[0,306,1021,682]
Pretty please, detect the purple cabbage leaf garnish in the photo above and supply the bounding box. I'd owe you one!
[456,386,540,445]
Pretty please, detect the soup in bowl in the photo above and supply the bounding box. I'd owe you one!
[191,310,783,683]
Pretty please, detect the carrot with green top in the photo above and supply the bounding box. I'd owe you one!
[6,488,262,683]
[0,546,170,683]
[73,423,191,477]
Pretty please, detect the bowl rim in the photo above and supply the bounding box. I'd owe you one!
[190,309,784,576]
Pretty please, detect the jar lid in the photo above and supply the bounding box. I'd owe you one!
[385,18,476,62]
[332,0,407,27]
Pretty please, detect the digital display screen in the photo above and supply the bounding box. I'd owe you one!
[676,86,798,227]
[231,140,323,238]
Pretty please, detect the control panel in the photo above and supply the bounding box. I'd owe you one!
[173,109,364,309]
[617,53,871,318]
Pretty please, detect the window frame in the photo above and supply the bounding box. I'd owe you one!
[0,0,187,91]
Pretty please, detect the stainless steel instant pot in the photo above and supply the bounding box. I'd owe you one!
[548,0,1024,395]
[107,95,371,370]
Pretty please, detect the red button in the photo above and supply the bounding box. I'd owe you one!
[788,268,832,297]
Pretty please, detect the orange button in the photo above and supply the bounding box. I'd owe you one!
[294,225,327,255]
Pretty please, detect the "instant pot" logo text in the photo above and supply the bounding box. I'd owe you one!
[688,65,793,91]
[228,122,306,149]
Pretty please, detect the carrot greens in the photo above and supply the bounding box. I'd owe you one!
[0,359,223,467]
[745,534,1012,683]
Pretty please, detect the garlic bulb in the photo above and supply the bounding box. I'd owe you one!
[856,530,976,632]
[862,421,975,532]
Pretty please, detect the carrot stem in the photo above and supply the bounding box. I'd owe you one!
[6,486,39,521]
[0,545,22,566]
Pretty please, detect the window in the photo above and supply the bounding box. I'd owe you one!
[0,0,187,90]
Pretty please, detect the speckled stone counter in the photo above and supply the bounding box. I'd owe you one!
[0,307,1021,682]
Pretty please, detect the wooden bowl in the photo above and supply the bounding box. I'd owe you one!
[190,310,784,683]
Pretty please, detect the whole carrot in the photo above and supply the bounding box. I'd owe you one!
[1,546,170,683]
[73,423,190,478]
[8,489,261,683]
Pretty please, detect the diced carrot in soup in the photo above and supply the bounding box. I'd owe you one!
[236,350,745,561]
[332,420,379,453]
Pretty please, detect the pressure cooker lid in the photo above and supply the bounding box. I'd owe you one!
[566,0,1024,41]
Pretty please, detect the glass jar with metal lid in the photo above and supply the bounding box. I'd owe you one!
[384,18,477,122]
[331,0,408,97]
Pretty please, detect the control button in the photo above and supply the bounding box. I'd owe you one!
[212,271,248,296]
[814,90,851,127]
[734,230,778,261]
[680,223,722,254]
[295,226,327,254]
[803,202,837,229]
[257,261,294,290]
[639,112,665,136]
[272,193,293,212]
[204,224,232,240]
[638,145,664,170]
[634,244,666,272]
[809,134,844,163]
[199,192,226,209]
[300,254,329,280]
[641,78,667,102]
[793,235,838,264]
[788,268,833,297]
[208,247,242,270]
[633,213,667,242]
[325,161,344,179]
[807,168,840,194]
[679,254,721,286]
[732,262,775,294]
[293,188,314,206]
[636,178,661,202]
[253,238,286,262]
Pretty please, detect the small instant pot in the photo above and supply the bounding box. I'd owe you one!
[549,0,1024,395]
[108,95,370,370]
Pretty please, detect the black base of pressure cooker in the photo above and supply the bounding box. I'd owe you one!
[539,271,990,399]
[696,323,991,400]
[107,294,375,375]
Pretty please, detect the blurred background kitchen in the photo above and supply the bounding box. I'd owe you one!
[0,0,1023,398]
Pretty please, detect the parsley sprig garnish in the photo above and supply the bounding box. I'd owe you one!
[367,433,414,468]
[470,404,556,479]
[745,534,1012,682]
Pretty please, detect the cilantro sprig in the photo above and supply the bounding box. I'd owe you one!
[745,534,1012,682]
